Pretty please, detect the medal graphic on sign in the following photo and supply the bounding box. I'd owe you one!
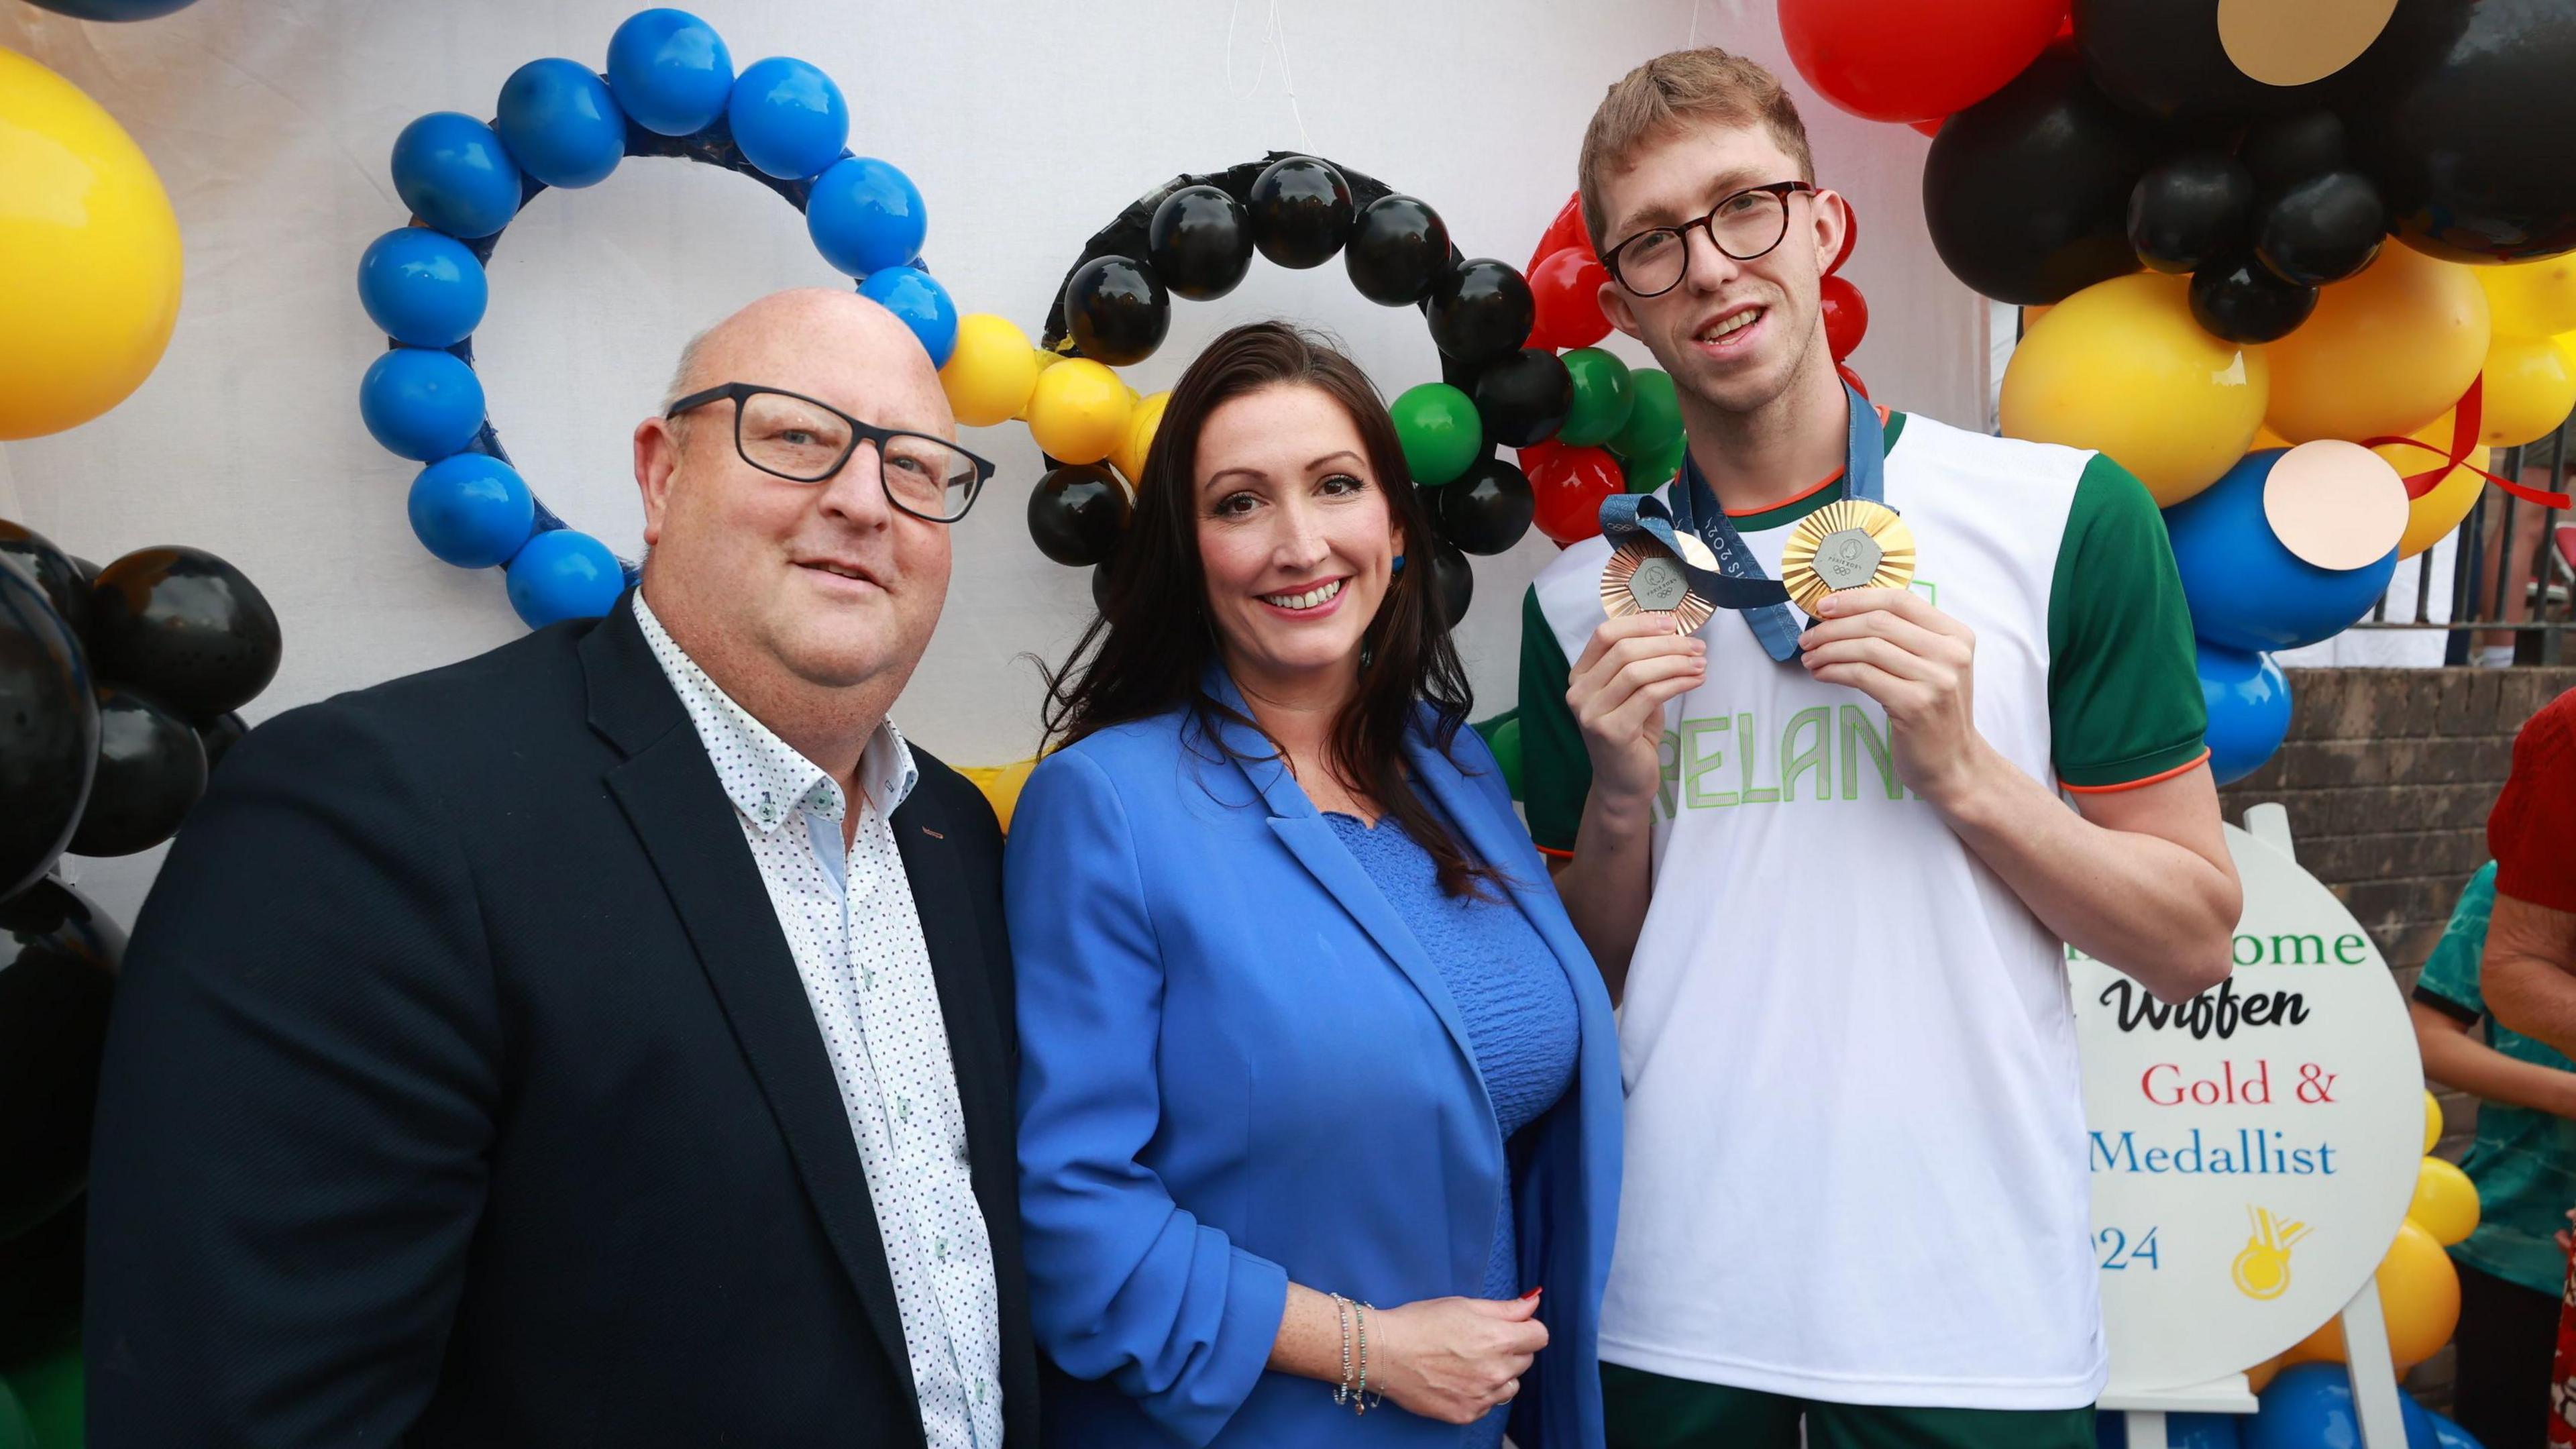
[1779,498,1917,615]
[1601,529,1723,635]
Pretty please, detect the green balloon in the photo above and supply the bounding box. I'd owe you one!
[1623,433,1688,494]
[0,1380,32,1449]
[5,1348,79,1449]
[1389,382,1482,486]
[1609,367,1682,461]
[1490,715,1524,801]
[1556,348,1634,447]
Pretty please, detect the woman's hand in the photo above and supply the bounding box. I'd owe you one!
[1367,1293,1548,1426]
[1568,614,1705,814]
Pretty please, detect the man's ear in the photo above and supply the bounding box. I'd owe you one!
[1599,275,1644,341]
[1813,189,1851,273]
[635,417,682,547]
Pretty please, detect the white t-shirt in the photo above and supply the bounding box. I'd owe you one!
[1517,413,2207,1409]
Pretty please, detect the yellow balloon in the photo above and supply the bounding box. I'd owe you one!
[2422,1088,2443,1155]
[938,314,1040,428]
[2244,1353,2285,1393]
[2266,243,2489,444]
[1024,359,1132,465]
[2478,253,2576,339]
[969,757,1038,834]
[2408,1158,2481,1246]
[2255,425,2294,450]
[1112,390,1169,486]
[2481,332,2576,449]
[1014,348,1063,419]
[2287,1220,2461,1368]
[2378,414,2487,559]
[0,46,184,441]
[1999,272,2269,506]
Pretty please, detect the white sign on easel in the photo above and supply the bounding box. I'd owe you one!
[2072,805,2424,1449]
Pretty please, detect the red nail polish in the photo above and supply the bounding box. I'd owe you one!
[1521,1287,1543,1300]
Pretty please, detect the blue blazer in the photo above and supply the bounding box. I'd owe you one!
[1006,672,1621,1448]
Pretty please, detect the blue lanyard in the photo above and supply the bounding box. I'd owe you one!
[1662,381,1885,663]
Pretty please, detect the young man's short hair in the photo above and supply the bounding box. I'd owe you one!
[1578,48,1817,256]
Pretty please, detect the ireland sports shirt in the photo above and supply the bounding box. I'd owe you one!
[1516,411,2206,1409]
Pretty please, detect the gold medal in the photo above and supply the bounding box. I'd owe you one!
[1779,498,1915,614]
[1601,535,1718,635]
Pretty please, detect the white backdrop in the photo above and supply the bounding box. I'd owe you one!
[0,0,1990,921]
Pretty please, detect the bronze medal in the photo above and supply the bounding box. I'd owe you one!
[1601,535,1718,635]
[1779,498,1915,614]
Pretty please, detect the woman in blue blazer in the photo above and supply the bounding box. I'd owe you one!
[1007,322,1621,1448]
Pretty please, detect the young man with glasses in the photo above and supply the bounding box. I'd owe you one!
[1515,50,2243,1448]
[86,288,1036,1448]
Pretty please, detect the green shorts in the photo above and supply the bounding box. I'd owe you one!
[1603,1362,2097,1449]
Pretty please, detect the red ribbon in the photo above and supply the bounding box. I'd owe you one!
[2356,374,2573,508]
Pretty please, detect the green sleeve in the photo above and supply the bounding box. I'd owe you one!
[2047,454,2210,790]
[2415,863,2500,1021]
[1517,584,1591,854]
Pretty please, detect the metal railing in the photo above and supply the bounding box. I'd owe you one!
[2354,414,2573,664]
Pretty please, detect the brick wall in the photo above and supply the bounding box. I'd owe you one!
[2216,665,2576,1405]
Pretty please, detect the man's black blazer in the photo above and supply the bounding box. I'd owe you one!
[83,594,1037,1448]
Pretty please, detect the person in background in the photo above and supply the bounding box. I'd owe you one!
[2412,857,2576,1449]
[1008,321,1622,1447]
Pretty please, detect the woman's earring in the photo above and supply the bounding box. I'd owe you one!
[1391,553,1406,574]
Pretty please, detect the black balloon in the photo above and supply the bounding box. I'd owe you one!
[2128,155,2252,274]
[1345,195,1451,307]
[1434,457,1536,556]
[1424,542,1473,629]
[2256,170,2384,285]
[0,558,97,904]
[1428,260,1536,366]
[0,521,89,640]
[1924,46,2155,305]
[0,1193,83,1363]
[72,556,99,584]
[0,879,121,1246]
[197,709,247,773]
[69,684,207,858]
[2239,111,2347,198]
[1027,465,1132,568]
[1089,561,1116,614]
[1065,255,1171,367]
[1471,349,1573,449]
[1148,185,1255,301]
[2351,0,2576,262]
[2190,252,2319,343]
[87,545,281,719]
[1247,156,1354,270]
[2075,0,2354,119]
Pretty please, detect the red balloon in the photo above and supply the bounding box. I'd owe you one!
[1528,193,1594,274]
[1528,247,1612,352]
[1780,0,2071,123]
[1909,117,1945,138]
[1837,362,1870,400]
[1521,441,1624,545]
[1819,274,1870,360]
[1829,196,1860,276]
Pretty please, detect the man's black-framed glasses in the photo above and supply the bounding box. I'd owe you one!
[1601,180,1819,298]
[664,382,996,525]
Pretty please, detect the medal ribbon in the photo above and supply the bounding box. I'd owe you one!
[1599,380,1886,663]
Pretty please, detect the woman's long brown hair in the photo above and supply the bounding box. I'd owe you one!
[1038,321,1495,899]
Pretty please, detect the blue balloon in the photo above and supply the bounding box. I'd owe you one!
[390,111,523,240]
[506,529,624,628]
[2247,1364,2438,1449]
[807,156,928,278]
[21,0,198,17]
[727,57,848,180]
[356,227,488,348]
[858,265,959,368]
[605,8,734,137]
[359,348,486,462]
[2098,1409,2243,1448]
[2198,642,2292,785]
[409,455,535,569]
[2163,449,2399,653]
[496,58,626,190]
[2424,1407,2487,1449]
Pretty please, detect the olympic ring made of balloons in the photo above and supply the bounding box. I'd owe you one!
[942,151,1586,626]
[353,7,961,630]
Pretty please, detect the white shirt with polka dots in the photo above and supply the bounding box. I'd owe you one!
[637,596,1004,1448]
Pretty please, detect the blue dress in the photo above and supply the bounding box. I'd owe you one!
[1327,810,1580,1448]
